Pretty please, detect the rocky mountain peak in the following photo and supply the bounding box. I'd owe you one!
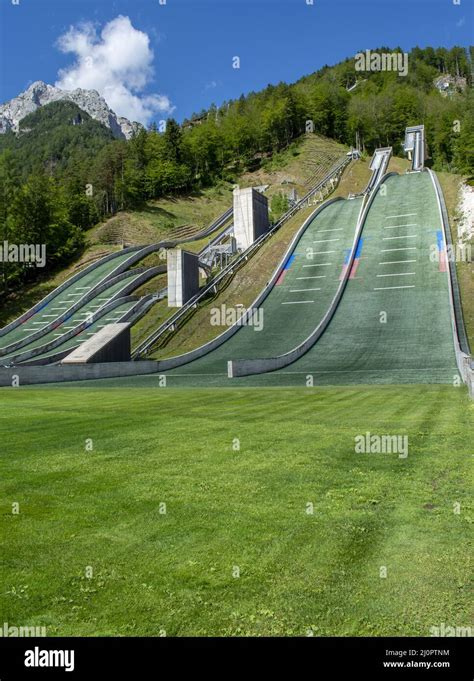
[0,82,143,139]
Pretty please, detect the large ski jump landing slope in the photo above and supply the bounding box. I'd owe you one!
[168,196,364,370]
[158,172,457,386]
[75,170,459,389]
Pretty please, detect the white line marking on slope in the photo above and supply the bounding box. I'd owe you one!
[281,300,314,305]
[311,250,336,254]
[385,213,417,219]
[383,235,417,241]
[384,223,417,229]
[297,276,327,280]
[379,260,417,264]
[312,239,340,243]
[377,272,416,277]
[317,228,343,233]
[289,288,321,292]
[381,247,417,252]
[301,264,332,268]
[373,285,415,290]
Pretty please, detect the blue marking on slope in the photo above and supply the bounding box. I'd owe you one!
[436,230,444,251]
[355,238,364,259]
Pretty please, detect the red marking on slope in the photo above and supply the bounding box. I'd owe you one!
[439,249,447,273]
[349,259,360,279]
[275,270,287,286]
[339,264,349,281]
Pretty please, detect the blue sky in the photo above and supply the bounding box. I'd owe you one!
[0,0,472,124]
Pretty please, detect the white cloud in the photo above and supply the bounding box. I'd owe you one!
[55,15,174,124]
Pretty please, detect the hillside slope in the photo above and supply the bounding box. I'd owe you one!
[0,134,347,329]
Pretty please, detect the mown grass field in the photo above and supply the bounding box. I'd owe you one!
[1,385,472,637]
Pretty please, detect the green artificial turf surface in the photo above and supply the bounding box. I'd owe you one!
[2,273,143,364]
[143,171,458,388]
[0,250,135,351]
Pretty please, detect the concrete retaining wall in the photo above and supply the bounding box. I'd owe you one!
[0,361,160,387]
[468,366,474,400]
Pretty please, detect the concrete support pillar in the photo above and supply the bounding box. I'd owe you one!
[233,187,269,251]
[62,323,131,364]
[167,249,200,308]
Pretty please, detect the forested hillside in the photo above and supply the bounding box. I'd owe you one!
[0,45,472,292]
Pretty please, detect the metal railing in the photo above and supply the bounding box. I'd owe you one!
[428,169,472,397]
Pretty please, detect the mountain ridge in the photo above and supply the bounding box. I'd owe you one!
[0,81,143,140]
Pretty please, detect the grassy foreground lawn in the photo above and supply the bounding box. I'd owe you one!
[0,385,472,637]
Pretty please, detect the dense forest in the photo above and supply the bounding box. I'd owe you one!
[0,45,472,291]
